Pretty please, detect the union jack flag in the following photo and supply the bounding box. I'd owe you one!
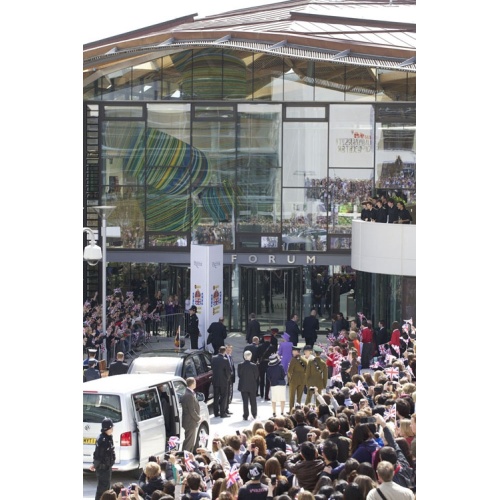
[286,444,293,454]
[403,318,413,326]
[357,312,365,321]
[385,366,399,380]
[402,323,409,333]
[392,345,400,357]
[226,463,241,488]
[405,364,414,380]
[168,436,180,449]
[384,403,397,421]
[327,333,336,344]
[184,451,196,471]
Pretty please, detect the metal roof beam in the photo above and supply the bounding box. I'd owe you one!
[269,40,288,50]
[214,34,231,43]
[331,49,351,60]
[399,56,416,67]
[158,37,176,47]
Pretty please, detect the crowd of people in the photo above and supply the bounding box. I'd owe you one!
[90,306,416,500]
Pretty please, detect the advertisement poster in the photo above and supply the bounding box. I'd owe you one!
[190,244,223,352]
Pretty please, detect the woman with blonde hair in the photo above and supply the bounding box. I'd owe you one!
[398,418,415,447]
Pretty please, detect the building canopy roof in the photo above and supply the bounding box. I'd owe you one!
[84,0,416,85]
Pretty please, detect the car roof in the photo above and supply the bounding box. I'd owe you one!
[83,373,185,392]
[134,348,195,358]
[128,356,182,374]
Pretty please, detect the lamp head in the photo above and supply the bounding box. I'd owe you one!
[83,243,102,266]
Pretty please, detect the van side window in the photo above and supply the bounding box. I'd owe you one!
[132,389,162,422]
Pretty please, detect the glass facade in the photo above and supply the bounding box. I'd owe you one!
[84,47,416,330]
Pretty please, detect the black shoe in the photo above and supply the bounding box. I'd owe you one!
[220,414,230,418]
[226,411,233,415]
[243,416,248,421]
[214,414,220,418]
[265,398,270,401]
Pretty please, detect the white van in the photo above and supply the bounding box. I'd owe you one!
[83,373,210,471]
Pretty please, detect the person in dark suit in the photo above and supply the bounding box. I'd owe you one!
[83,359,101,382]
[285,313,301,346]
[375,319,390,351]
[386,198,398,223]
[246,313,262,343]
[302,309,320,347]
[223,344,236,415]
[107,352,129,376]
[256,333,276,400]
[207,317,227,354]
[243,336,260,363]
[180,377,201,453]
[375,198,388,223]
[237,350,259,420]
[395,201,413,224]
[211,346,231,418]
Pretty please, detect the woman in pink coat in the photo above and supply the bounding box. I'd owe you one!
[278,332,293,377]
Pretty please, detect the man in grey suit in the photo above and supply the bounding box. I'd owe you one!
[237,350,260,421]
[180,377,201,453]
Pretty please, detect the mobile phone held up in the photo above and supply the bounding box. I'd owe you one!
[121,488,128,498]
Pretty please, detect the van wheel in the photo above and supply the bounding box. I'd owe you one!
[195,423,209,449]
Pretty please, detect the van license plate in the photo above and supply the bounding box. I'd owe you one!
[83,437,96,445]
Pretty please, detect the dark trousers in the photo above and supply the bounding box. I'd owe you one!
[361,342,373,369]
[95,467,112,500]
[241,391,257,419]
[190,336,199,350]
[258,362,270,398]
[213,385,228,416]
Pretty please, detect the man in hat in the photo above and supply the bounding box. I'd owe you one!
[83,348,98,368]
[90,417,116,500]
[186,305,201,349]
[238,462,270,497]
[256,333,276,401]
[287,346,308,411]
[304,345,328,405]
[83,359,102,382]
[266,353,287,417]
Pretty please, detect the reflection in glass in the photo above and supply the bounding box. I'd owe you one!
[375,105,416,205]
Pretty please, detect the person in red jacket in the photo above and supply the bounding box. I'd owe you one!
[360,320,374,369]
[389,321,401,357]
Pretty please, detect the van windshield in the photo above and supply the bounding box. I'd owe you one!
[83,393,122,424]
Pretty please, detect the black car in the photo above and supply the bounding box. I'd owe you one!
[127,349,215,405]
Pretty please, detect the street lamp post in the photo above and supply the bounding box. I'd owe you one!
[92,205,116,366]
